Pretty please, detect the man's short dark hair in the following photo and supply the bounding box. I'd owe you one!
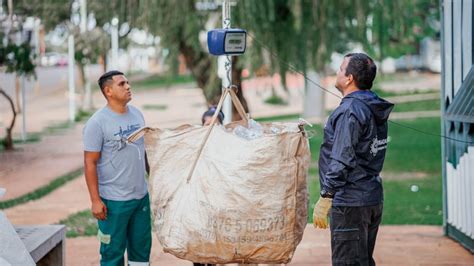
[98,70,124,94]
[344,53,377,90]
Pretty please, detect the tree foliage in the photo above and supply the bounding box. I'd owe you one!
[234,0,439,79]
[3,0,440,110]
[369,0,439,60]
[134,0,254,109]
[0,42,36,77]
[6,0,71,31]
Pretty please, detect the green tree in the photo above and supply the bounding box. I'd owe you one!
[369,0,439,62]
[137,0,249,113]
[0,27,36,150]
[234,0,439,82]
[5,0,439,117]
[8,0,71,31]
[0,88,17,150]
[69,25,110,108]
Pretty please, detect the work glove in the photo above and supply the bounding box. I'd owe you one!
[312,196,332,229]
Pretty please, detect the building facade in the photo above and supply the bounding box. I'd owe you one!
[441,0,474,252]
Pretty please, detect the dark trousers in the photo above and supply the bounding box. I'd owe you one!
[329,204,383,266]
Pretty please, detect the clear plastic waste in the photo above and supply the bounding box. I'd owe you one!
[233,119,264,140]
[298,118,313,127]
[270,126,281,134]
[232,118,313,139]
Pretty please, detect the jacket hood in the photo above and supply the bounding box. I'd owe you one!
[345,90,394,124]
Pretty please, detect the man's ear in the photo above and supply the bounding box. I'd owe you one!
[104,85,113,98]
[346,74,354,85]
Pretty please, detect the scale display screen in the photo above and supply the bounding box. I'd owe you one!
[224,32,245,53]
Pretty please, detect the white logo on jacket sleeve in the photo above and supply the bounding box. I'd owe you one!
[370,137,388,156]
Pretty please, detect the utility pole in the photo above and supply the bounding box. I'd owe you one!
[80,0,92,110]
[110,17,119,71]
[68,35,76,122]
[221,0,232,124]
[33,18,41,95]
[80,0,87,32]
[20,76,26,141]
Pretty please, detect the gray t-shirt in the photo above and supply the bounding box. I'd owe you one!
[83,105,147,201]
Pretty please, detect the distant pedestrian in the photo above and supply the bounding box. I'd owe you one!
[202,106,225,126]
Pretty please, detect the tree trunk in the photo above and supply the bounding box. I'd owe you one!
[15,75,21,113]
[231,56,249,120]
[100,54,107,73]
[77,62,86,95]
[77,62,93,110]
[0,88,17,150]
[178,40,219,103]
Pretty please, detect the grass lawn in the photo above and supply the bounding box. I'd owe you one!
[1,109,94,152]
[384,118,441,173]
[0,168,83,209]
[372,87,439,98]
[59,209,97,237]
[142,104,168,111]
[382,175,442,225]
[392,99,440,113]
[255,113,300,123]
[264,94,287,105]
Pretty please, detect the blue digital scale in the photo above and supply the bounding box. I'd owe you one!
[207,29,247,56]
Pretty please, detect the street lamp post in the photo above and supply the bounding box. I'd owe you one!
[80,0,92,110]
[110,17,119,70]
[68,35,76,122]
[20,76,26,141]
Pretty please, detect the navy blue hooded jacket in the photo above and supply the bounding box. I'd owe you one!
[318,90,394,207]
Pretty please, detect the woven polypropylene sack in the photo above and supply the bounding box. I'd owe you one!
[138,121,310,264]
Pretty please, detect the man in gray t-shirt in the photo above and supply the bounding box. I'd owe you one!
[83,70,151,265]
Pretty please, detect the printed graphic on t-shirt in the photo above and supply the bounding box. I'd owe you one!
[113,124,141,138]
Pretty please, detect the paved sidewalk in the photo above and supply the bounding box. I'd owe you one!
[4,176,89,225]
[65,225,473,265]
[0,126,84,201]
[380,73,441,92]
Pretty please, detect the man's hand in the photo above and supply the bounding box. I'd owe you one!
[313,196,333,229]
[91,199,107,220]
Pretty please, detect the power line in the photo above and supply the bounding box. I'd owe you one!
[247,32,342,100]
[388,120,473,144]
[246,33,474,145]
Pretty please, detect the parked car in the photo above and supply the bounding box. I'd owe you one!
[40,52,68,67]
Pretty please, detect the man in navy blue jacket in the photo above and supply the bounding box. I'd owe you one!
[313,53,394,266]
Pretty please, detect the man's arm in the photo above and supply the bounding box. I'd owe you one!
[322,112,361,194]
[314,111,361,229]
[84,151,107,220]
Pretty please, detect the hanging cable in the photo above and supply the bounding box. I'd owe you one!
[246,32,474,145]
